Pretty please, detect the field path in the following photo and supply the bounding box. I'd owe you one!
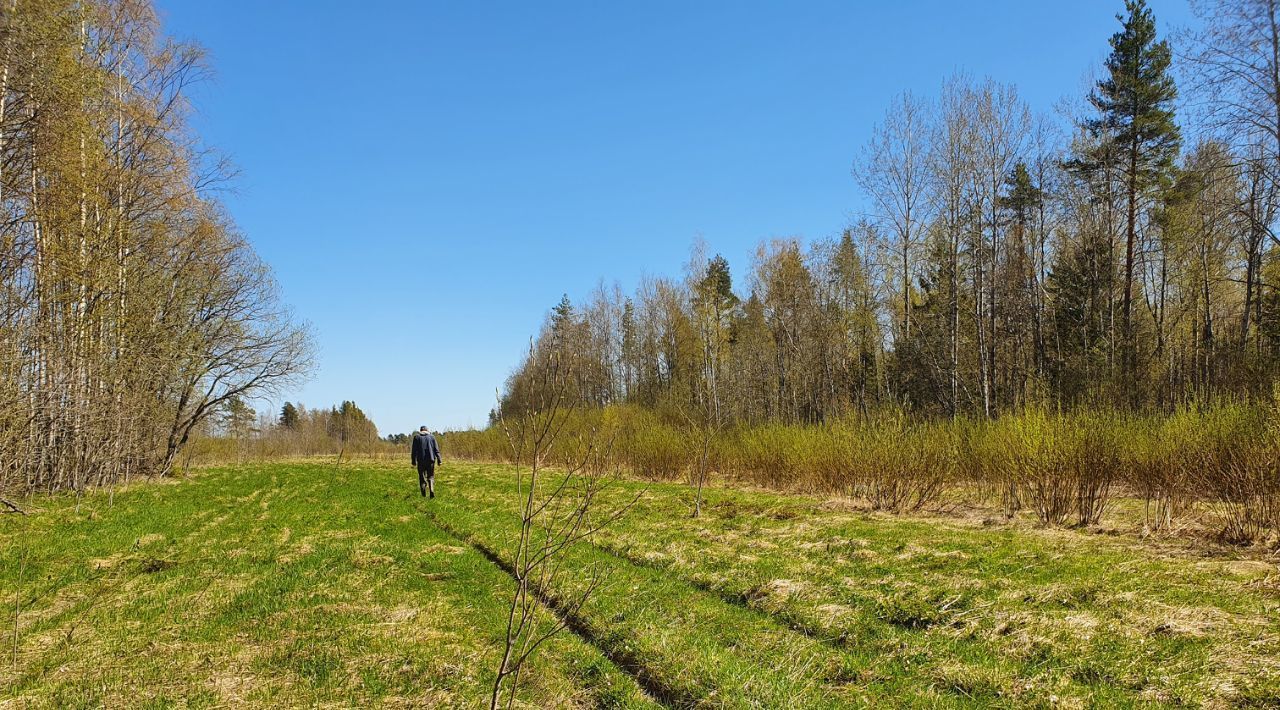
[430,482,874,707]
[425,510,686,707]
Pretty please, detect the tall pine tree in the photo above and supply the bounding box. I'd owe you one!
[1088,0,1180,402]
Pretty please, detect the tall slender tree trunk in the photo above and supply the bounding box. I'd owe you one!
[901,239,910,341]
[949,214,959,418]
[1103,161,1118,380]
[1270,2,1280,191]
[1242,185,1260,348]
[1122,136,1139,404]
[988,174,1000,416]
[1201,229,1214,392]
[973,209,991,418]
[0,0,17,208]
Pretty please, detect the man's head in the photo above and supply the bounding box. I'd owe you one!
[419,425,429,434]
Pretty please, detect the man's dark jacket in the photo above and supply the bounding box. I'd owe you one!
[411,432,442,469]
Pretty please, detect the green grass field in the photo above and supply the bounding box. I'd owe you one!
[2,461,1278,708]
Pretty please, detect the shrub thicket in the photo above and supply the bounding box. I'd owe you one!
[442,402,1280,544]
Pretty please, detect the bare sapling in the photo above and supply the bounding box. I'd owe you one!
[489,344,638,710]
[679,381,723,519]
[690,417,715,518]
[11,544,24,669]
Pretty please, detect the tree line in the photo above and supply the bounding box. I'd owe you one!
[185,400,389,463]
[0,0,312,494]
[497,0,1280,425]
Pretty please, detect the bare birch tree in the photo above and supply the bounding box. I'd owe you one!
[0,0,312,494]
[854,91,931,345]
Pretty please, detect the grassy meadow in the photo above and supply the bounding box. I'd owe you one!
[2,461,1279,708]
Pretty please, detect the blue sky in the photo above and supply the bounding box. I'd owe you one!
[156,0,1198,435]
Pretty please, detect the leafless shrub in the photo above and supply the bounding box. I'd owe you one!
[1001,410,1116,527]
[1175,403,1280,544]
[851,417,953,513]
[489,344,637,709]
[1124,413,1197,533]
[1200,443,1280,545]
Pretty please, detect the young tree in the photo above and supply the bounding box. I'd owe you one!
[726,292,775,422]
[488,344,635,709]
[328,400,378,462]
[619,297,638,399]
[219,397,256,439]
[1000,161,1044,407]
[825,227,882,412]
[754,240,820,422]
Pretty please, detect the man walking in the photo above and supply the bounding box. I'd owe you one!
[411,426,443,498]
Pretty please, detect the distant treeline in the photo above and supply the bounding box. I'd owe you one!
[0,1,312,493]
[187,400,397,463]
[496,1,1280,425]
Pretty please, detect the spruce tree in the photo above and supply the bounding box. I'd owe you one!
[831,230,880,408]
[620,298,638,399]
[1001,163,1042,232]
[549,294,577,351]
[1001,162,1045,384]
[279,402,299,430]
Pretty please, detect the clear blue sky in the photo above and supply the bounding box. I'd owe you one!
[156,0,1197,435]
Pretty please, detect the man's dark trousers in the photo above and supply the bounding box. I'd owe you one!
[418,461,435,498]
[411,430,441,497]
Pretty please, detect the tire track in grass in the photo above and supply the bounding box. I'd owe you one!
[589,539,846,645]
[423,495,863,707]
[450,477,853,651]
[420,509,687,709]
